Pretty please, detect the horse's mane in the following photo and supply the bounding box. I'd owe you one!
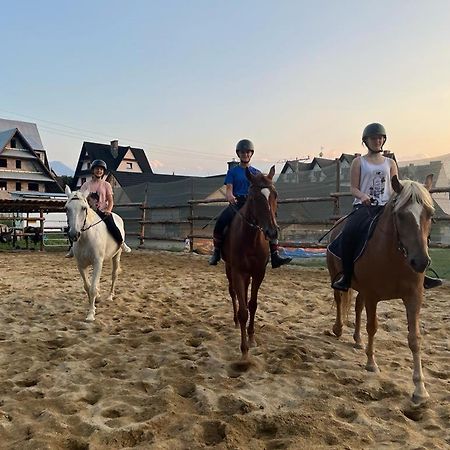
[249,172,274,188]
[391,179,435,215]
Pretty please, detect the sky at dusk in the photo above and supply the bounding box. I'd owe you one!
[2,0,450,176]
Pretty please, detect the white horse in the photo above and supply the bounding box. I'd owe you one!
[65,185,128,321]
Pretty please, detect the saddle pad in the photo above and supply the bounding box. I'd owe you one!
[328,207,383,263]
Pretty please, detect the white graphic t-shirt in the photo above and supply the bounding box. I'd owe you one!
[353,156,393,206]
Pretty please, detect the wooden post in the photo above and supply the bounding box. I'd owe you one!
[39,209,44,251]
[25,212,30,249]
[334,158,341,218]
[139,185,148,247]
[189,178,194,252]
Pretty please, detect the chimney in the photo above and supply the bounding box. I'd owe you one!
[110,140,119,158]
[227,158,239,171]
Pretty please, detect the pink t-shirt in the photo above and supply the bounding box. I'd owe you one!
[80,179,113,212]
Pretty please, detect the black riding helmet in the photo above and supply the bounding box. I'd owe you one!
[91,159,108,172]
[236,139,255,156]
[362,123,387,146]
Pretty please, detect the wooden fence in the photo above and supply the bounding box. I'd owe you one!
[116,187,450,251]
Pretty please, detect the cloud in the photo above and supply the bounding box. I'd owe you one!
[150,160,165,169]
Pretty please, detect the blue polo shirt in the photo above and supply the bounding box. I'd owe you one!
[224,165,261,197]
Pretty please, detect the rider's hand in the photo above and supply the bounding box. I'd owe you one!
[360,194,371,205]
[226,193,237,204]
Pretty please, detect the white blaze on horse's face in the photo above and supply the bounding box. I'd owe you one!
[405,202,424,228]
[261,188,270,206]
[66,195,88,241]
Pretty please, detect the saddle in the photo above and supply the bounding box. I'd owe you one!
[328,206,383,263]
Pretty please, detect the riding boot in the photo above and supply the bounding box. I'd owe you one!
[65,246,74,258]
[332,253,353,292]
[424,275,442,290]
[269,243,292,268]
[209,235,222,266]
[331,273,352,292]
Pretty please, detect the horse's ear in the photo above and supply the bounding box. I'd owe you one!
[392,175,403,194]
[65,185,72,196]
[424,174,433,191]
[268,165,275,180]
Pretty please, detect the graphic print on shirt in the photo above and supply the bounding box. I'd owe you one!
[368,170,386,201]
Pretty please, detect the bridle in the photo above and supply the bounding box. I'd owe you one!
[67,197,104,234]
[230,186,277,237]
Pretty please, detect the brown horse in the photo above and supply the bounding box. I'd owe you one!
[327,175,434,403]
[222,166,279,361]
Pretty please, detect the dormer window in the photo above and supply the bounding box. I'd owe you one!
[127,162,133,170]
[10,138,17,148]
[16,160,22,169]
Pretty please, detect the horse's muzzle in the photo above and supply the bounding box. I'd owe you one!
[410,255,431,273]
[265,227,278,241]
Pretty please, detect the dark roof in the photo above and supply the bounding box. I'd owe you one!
[0,128,63,192]
[399,160,441,188]
[281,151,397,174]
[0,198,66,213]
[0,118,44,150]
[74,141,153,180]
[112,171,189,187]
[313,157,335,168]
[112,171,224,188]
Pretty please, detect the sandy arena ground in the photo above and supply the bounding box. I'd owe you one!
[0,250,449,449]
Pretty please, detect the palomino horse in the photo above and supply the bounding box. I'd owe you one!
[221,166,279,360]
[65,185,126,321]
[327,175,434,403]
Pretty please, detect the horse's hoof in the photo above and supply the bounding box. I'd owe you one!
[86,315,95,322]
[353,340,364,349]
[365,363,380,373]
[248,338,257,348]
[332,325,343,337]
[412,391,430,405]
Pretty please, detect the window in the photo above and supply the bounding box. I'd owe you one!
[16,160,22,169]
[16,182,21,191]
[127,162,133,170]
[10,138,16,148]
[0,181,6,190]
[0,159,6,168]
[28,183,39,191]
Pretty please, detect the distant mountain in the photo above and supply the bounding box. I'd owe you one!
[50,161,74,176]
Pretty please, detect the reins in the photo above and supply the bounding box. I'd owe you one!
[68,196,105,233]
[230,202,265,234]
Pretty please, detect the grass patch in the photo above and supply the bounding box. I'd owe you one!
[428,248,450,281]
[289,248,450,281]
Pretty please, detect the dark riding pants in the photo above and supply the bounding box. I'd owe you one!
[96,210,124,245]
[340,204,384,275]
[213,197,247,240]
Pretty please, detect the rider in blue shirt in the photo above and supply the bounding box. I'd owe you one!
[209,139,292,268]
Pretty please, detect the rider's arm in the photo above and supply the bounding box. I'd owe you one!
[390,158,399,179]
[104,182,114,215]
[225,184,236,204]
[350,157,371,205]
